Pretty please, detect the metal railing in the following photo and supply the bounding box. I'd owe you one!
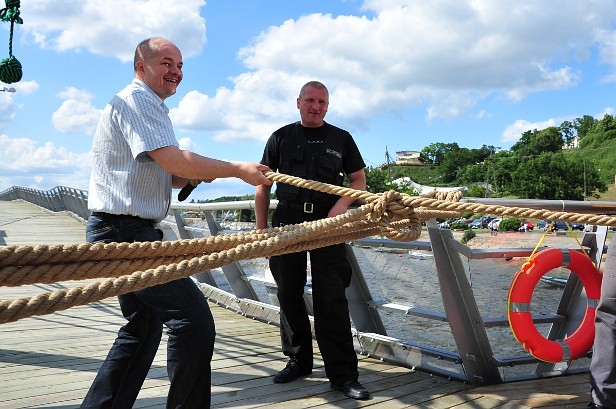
[0,185,89,220]
[1,185,612,386]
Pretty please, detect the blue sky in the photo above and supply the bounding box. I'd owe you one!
[1,0,616,201]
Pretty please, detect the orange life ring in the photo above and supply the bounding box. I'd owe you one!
[507,248,602,363]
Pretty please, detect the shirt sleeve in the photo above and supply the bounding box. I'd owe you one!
[116,92,178,161]
[260,131,281,171]
[343,133,366,174]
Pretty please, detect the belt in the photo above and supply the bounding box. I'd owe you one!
[277,201,327,214]
[91,212,153,223]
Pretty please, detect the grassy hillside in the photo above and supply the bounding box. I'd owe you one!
[596,183,616,202]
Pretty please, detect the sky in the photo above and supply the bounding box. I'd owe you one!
[1,0,616,201]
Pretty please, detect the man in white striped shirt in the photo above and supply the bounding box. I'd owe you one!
[81,37,271,409]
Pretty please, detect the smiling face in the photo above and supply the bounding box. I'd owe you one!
[297,84,329,128]
[135,39,183,100]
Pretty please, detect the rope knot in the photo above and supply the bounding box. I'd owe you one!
[368,190,399,222]
[0,1,22,24]
[0,0,22,84]
[0,55,21,83]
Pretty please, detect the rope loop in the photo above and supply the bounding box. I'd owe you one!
[0,1,21,24]
[0,0,22,84]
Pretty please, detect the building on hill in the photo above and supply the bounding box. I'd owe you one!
[395,150,422,165]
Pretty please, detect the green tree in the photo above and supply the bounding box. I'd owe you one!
[508,153,605,200]
[440,147,475,183]
[500,217,521,232]
[485,153,517,196]
[464,184,486,198]
[365,166,391,193]
[510,127,563,157]
[574,115,598,140]
[559,120,576,148]
[420,142,459,165]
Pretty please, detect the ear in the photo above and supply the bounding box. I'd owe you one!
[296,98,300,109]
[136,60,146,76]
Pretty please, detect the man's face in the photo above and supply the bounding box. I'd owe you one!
[137,41,183,100]
[297,86,328,128]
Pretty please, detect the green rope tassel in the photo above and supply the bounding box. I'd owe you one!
[0,0,22,84]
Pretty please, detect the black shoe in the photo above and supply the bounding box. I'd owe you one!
[331,380,370,400]
[273,359,312,383]
[588,403,608,409]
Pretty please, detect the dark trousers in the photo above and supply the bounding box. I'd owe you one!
[269,205,359,384]
[591,236,616,408]
[80,213,216,409]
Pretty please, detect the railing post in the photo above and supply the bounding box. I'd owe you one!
[536,226,609,374]
[202,212,259,300]
[345,244,387,335]
[427,220,503,385]
[172,209,193,240]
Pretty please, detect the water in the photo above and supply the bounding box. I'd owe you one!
[233,245,571,357]
[174,218,591,377]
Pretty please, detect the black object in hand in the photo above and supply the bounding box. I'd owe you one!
[178,182,198,202]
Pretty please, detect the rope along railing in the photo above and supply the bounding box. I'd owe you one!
[1,171,615,325]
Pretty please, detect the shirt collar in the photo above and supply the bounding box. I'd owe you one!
[132,78,169,113]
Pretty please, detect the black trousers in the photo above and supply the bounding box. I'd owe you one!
[269,204,358,384]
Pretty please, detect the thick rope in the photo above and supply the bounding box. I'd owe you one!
[1,171,615,324]
[0,0,22,84]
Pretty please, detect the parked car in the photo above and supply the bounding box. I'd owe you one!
[470,216,495,229]
[469,219,483,229]
[519,221,534,231]
[438,221,451,229]
[487,218,501,230]
[538,220,583,231]
[550,220,584,231]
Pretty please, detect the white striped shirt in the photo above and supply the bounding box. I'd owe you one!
[88,79,178,222]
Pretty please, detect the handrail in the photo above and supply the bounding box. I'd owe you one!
[461,197,616,215]
[1,185,609,386]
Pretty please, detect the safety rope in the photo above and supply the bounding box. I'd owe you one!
[527,220,592,266]
[1,171,616,324]
[0,0,22,84]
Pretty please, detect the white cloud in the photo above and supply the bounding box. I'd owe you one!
[168,0,616,141]
[178,137,197,151]
[501,118,565,142]
[52,87,102,135]
[21,0,206,62]
[8,80,40,95]
[0,134,91,191]
[8,0,616,193]
[0,91,17,127]
[501,106,616,143]
[170,71,299,142]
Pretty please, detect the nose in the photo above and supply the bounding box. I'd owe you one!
[169,65,182,76]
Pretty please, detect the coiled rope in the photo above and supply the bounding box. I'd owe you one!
[1,171,615,324]
[0,0,22,84]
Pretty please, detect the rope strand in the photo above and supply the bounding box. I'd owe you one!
[1,171,615,324]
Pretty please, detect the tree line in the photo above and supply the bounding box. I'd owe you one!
[365,113,616,200]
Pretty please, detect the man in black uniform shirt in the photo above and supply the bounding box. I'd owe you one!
[255,81,369,400]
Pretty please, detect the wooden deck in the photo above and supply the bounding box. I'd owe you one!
[0,200,592,408]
